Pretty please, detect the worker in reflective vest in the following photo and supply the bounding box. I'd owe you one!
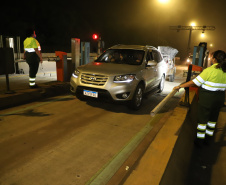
[24,29,43,88]
[173,50,226,147]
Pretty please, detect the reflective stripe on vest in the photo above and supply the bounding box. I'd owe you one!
[25,48,35,52]
[193,76,226,91]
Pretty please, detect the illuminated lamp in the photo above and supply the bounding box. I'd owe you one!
[92,34,99,40]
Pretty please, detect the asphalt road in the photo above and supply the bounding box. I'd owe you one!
[0,65,187,185]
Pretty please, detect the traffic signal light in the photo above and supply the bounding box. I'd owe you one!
[92,33,99,40]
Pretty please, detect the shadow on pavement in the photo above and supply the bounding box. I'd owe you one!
[186,111,226,185]
[160,98,226,185]
[78,92,181,115]
[4,109,53,117]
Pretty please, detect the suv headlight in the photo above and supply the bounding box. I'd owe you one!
[72,69,80,78]
[114,74,136,83]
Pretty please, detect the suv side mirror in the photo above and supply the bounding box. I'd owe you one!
[147,60,157,67]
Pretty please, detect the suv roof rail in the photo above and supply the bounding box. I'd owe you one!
[109,44,123,48]
[146,45,158,50]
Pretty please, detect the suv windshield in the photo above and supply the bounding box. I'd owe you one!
[96,49,145,65]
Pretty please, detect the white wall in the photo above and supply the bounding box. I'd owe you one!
[16,53,98,74]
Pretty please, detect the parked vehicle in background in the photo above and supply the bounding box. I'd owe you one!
[70,45,167,110]
[158,46,178,82]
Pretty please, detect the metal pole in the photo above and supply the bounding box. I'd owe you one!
[4,73,15,94]
[16,36,21,60]
[150,89,178,116]
[0,35,3,48]
[187,27,192,55]
[97,36,101,56]
[180,64,192,107]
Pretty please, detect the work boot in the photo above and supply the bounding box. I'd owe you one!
[204,135,212,146]
[29,84,39,89]
[194,138,204,148]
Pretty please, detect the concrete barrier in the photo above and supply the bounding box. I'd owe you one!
[160,92,226,185]
[159,91,198,185]
[122,91,196,185]
[14,53,98,74]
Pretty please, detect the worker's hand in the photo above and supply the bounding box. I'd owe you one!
[173,86,181,91]
[40,58,43,63]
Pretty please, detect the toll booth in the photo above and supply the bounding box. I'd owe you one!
[182,43,207,106]
[81,42,90,65]
[0,48,15,75]
[192,42,208,67]
[1,36,22,74]
[71,38,80,68]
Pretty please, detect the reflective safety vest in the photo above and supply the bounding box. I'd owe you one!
[193,63,226,91]
[36,39,41,51]
[24,37,40,52]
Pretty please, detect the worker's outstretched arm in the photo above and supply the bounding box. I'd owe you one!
[173,80,197,91]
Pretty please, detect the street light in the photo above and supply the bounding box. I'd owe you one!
[169,24,215,55]
[156,0,170,44]
[158,0,169,3]
[201,31,205,38]
[191,22,196,27]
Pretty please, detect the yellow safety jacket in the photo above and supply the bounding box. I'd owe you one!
[36,39,41,51]
[193,63,226,91]
[24,37,40,52]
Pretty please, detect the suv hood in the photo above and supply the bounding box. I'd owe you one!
[77,62,141,75]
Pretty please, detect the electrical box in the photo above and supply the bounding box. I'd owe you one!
[0,48,15,75]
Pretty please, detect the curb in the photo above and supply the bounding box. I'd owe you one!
[0,82,70,110]
[121,91,196,185]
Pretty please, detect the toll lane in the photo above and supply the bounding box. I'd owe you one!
[0,95,158,184]
[0,65,187,184]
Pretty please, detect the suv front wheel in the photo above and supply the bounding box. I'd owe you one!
[158,75,165,93]
[129,83,144,110]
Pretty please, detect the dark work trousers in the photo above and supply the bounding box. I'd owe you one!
[25,52,40,78]
[197,88,225,139]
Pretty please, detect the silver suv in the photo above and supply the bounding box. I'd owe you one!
[70,45,167,109]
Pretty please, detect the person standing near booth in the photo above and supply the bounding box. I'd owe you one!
[173,50,226,147]
[24,28,43,88]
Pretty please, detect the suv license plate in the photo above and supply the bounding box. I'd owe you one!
[83,90,98,98]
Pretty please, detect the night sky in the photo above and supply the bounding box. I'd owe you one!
[1,0,226,59]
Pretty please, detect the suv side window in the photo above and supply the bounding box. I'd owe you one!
[146,50,153,62]
[152,50,162,63]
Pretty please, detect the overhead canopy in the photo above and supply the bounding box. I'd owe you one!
[158,46,178,60]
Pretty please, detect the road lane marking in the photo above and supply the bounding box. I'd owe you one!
[0,95,73,117]
[86,113,164,185]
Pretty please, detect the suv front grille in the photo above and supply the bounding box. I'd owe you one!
[81,73,108,86]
